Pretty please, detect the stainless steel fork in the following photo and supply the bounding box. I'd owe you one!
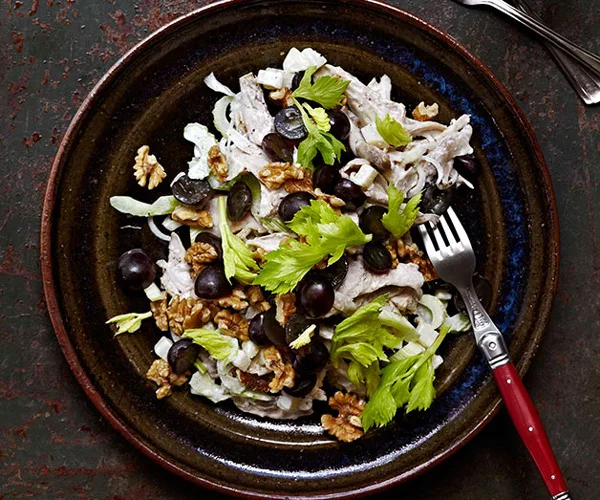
[453,0,600,80]
[419,207,571,500]
[513,0,600,105]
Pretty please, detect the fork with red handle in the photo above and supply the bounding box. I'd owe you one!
[418,207,570,500]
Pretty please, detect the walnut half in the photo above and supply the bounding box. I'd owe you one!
[167,296,216,335]
[396,240,438,281]
[263,346,295,393]
[412,102,439,122]
[146,359,189,399]
[185,242,218,278]
[259,163,306,190]
[207,145,228,182]
[321,391,365,442]
[275,292,296,326]
[214,310,249,341]
[172,205,214,229]
[133,145,166,190]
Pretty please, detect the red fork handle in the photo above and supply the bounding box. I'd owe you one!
[492,362,570,499]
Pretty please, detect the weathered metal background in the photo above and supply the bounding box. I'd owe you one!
[1,0,598,498]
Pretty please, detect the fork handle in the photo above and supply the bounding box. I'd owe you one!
[483,0,600,77]
[492,362,571,499]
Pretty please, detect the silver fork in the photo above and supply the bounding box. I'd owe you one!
[419,207,571,500]
[513,0,600,105]
[453,0,600,80]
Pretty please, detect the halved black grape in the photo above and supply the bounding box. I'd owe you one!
[298,276,334,318]
[312,165,341,193]
[294,338,329,374]
[363,242,393,273]
[194,265,232,299]
[262,133,295,163]
[227,180,252,221]
[291,71,305,91]
[421,184,454,215]
[283,372,317,397]
[321,256,349,289]
[278,191,315,222]
[168,339,201,374]
[117,248,156,290]
[454,154,479,177]
[327,109,350,141]
[194,232,223,260]
[249,312,269,346]
[332,178,366,211]
[274,107,308,141]
[359,205,390,243]
[171,174,213,206]
[285,313,320,346]
[263,309,286,346]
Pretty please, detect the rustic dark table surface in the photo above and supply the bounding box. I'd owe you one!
[1,0,599,498]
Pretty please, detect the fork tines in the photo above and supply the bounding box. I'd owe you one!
[418,207,473,255]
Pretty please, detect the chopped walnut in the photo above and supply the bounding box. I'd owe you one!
[167,296,216,335]
[253,247,267,265]
[397,240,438,281]
[238,369,273,393]
[263,346,295,393]
[275,292,296,326]
[386,243,399,269]
[133,145,166,190]
[214,310,249,341]
[185,242,218,278]
[412,102,439,122]
[246,285,271,312]
[259,163,306,189]
[146,359,189,399]
[150,298,169,332]
[314,188,345,209]
[213,287,249,311]
[269,87,294,108]
[172,206,214,229]
[284,176,313,193]
[321,391,365,442]
[207,145,229,182]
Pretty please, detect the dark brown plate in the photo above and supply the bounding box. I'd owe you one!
[40,0,559,498]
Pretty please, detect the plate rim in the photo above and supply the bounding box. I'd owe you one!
[40,0,560,498]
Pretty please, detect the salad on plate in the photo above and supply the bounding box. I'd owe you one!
[107,47,478,442]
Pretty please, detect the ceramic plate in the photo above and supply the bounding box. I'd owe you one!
[41,0,559,497]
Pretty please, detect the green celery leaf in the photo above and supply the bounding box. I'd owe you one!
[406,358,436,413]
[218,196,259,284]
[305,103,331,132]
[361,325,450,430]
[106,311,152,335]
[295,100,346,168]
[375,114,412,148]
[292,66,350,109]
[253,240,324,294]
[255,200,369,293]
[289,324,316,349]
[381,184,422,238]
[183,328,236,360]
